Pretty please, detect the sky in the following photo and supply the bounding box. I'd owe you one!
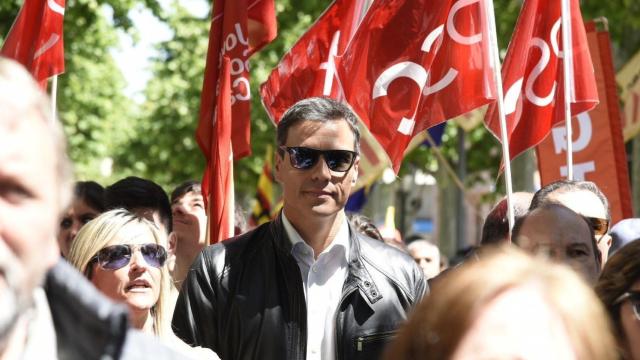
[110,0,209,103]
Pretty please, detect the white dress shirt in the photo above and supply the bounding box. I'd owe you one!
[282,212,350,360]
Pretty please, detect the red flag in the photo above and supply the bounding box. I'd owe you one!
[196,0,277,161]
[337,0,496,171]
[260,0,365,123]
[203,57,235,244]
[1,0,65,88]
[483,0,598,160]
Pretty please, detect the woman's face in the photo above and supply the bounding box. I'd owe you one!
[89,229,162,316]
[620,280,640,359]
[57,198,100,257]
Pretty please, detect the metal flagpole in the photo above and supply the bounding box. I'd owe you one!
[50,75,58,124]
[484,0,516,232]
[561,0,575,180]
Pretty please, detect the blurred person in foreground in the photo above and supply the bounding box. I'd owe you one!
[530,179,612,266]
[57,180,105,257]
[67,209,217,359]
[480,191,533,246]
[172,97,426,359]
[596,237,640,359]
[386,247,617,360]
[0,57,185,359]
[170,181,207,288]
[406,235,441,280]
[512,203,601,285]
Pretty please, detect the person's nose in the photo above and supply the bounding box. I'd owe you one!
[128,248,149,273]
[310,155,332,181]
[70,221,82,239]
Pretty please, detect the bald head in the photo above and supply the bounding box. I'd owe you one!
[481,192,533,245]
[513,204,600,285]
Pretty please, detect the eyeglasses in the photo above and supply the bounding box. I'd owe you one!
[86,243,167,278]
[614,291,640,321]
[585,216,609,243]
[279,146,358,172]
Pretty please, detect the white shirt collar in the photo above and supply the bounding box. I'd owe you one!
[282,211,350,262]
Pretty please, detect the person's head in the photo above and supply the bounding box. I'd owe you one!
[57,181,105,257]
[609,218,640,256]
[275,97,360,224]
[480,192,533,245]
[349,214,383,242]
[596,239,640,359]
[170,180,206,248]
[105,176,172,235]
[0,58,73,343]
[531,180,611,265]
[406,238,441,280]
[386,247,617,360]
[513,203,601,285]
[67,209,170,337]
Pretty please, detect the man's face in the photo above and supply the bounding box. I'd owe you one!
[171,191,207,248]
[516,208,599,285]
[275,119,359,223]
[408,242,440,280]
[0,110,60,336]
[547,189,611,265]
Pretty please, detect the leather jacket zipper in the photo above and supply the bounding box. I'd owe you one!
[355,330,397,352]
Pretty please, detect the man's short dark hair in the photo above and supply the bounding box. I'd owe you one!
[75,181,105,213]
[480,193,533,246]
[104,176,172,233]
[277,97,361,153]
[171,180,202,203]
[530,180,610,220]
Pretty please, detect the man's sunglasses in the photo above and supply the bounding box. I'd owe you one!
[585,216,609,242]
[615,291,640,321]
[279,146,358,172]
[85,243,167,278]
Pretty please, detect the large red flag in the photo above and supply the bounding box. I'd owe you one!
[196,0,277,161]
[260,0,365,123]
[483,0,598,160]
[203,57,235,244]
[337,0,496,171]
[1,0,65,88]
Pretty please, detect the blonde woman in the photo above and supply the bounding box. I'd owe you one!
[68,209,217,359]
[386,247,617,360]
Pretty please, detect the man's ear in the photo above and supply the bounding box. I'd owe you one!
[351,157,359,184]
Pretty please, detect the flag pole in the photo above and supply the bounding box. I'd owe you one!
[561,0,574,180]
[484,0,516,232]
[50,75,58,123]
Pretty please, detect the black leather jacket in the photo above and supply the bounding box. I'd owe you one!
[172,215,427,360]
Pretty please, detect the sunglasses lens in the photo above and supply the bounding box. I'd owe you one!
[98,245,131,270]
[589,217,609,236]
[141,244,167,267]
[325,150,355,172]
[289,147,320,170]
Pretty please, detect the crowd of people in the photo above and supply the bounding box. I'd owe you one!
[2,55,640,360]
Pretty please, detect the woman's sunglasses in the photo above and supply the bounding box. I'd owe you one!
[279,146,358,172]
[86,243,167,278]
[615,291,640,321]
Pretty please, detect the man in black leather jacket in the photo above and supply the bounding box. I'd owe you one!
[172,97,427,360]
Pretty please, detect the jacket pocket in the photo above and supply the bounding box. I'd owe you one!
[353,330,397,359]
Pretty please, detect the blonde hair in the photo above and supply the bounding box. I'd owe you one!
[67,208,172,338]
[386,246,617,360]
[0,57,74,214]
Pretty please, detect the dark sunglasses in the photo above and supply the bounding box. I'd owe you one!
[585,216,609,242]
[279,146,358,172]
[86,243,167,278]
[615,291,640,321]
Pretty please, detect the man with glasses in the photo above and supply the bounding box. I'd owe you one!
[173,97,427,360]
[530,179,612,266]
